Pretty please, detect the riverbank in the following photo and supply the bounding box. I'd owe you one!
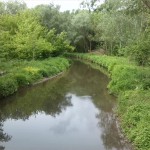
[64,53,150,150]
[0,57,70,98]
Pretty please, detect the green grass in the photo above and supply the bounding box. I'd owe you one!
[0,57,70,98]
[118,91,150,150]
[65,53,150,150]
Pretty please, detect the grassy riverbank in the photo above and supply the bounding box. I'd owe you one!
[65,53,150,150]
[0,57,70,98]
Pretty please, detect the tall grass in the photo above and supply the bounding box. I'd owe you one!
[0,57,70,98]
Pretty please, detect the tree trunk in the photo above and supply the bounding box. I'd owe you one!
[89,40,92,52]
[32,49,35,60]
[119,41,122,49]
[105,41,107,54]
[110,42,113,55]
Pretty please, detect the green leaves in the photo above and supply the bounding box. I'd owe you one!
[0,75,18,97]
[0,8,74,60]
[0,58,70,97]
[119,91,150,150]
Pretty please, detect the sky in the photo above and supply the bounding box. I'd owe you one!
[24,0,83,11]
[1,0,83,11]
[2,0,104,12]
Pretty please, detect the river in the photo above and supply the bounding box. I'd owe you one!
[0,60,132,150]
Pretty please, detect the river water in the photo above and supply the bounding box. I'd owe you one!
[0,61,132,150]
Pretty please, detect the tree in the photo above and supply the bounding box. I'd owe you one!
[5,1,27,14]
[12,10,55,59]
[0,2,5,14]
[0,1,26,15]
[71,10,93,52]
[0,14,18,58]
[46,29,74,56]
[35,4,62,33]
[80,0,101,12]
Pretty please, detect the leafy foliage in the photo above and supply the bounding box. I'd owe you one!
[0,76,18,97]
[118,91,150,150]
[0,0,150,148]
[0,58,70,98]
[0,5,74,60]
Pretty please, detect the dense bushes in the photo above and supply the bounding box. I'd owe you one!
[108,65,150,94]
[0,11,74,60]
[118,91,150,150]
[0,57,70,98]
[65,53,150,150]
[0,76,18,97]
[120,39,150,66]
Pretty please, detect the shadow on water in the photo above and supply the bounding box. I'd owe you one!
[0,118,11,150]
[0,61,132,150]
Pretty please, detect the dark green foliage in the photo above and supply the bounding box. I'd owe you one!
[46,30,74,57]
[118,91,150,150]
[130,42,150,66]
[109,65,139,93]
[0,76,18,97]
[38,69,49,77]
[122,37,150,66]
[15,73,32,86]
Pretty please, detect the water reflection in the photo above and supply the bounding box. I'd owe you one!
[0,118,11,150]
[0,61,132,150]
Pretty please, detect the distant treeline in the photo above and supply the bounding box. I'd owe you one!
[0,0,150,64]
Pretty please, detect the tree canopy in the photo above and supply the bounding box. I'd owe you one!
[0,0,149,65]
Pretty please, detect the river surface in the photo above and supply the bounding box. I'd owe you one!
[0,61,132,150]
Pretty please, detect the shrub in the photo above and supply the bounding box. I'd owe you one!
[0,57,70,97]
[0,76,18,97]
[15,73,32,86]
[23,66,42,82]
[38,69,49,77]
[118,91,150,150]
[108,65,140,93]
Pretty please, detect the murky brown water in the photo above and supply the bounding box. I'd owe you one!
[0,61,132,150]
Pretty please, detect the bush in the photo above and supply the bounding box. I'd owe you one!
[23,66,42,82]
[118,91,150,150]
[15,73,32,86]
[38,69,49,77]
[0,57,70,97]
[108,65,140,93]
[0,76,18,97]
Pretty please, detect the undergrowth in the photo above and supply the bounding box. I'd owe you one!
[0,57,70,98]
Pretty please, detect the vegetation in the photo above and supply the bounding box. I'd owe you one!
[64,53,150,150]
[0,0,149,64]
[0,0,150,149]
[0,1,73,97]
[0,57,70,98]
[0,2,74,60]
